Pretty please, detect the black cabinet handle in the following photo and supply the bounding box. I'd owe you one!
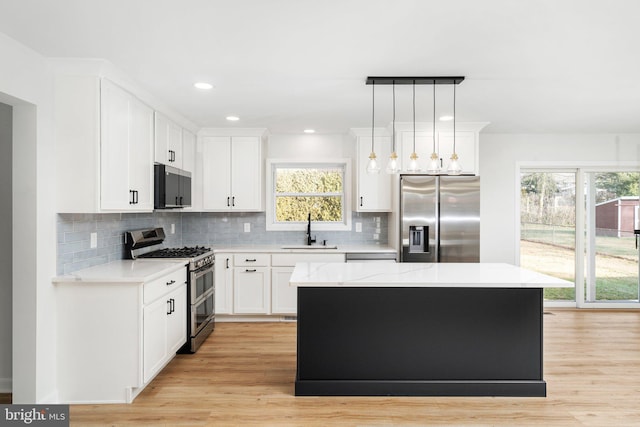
[166,279,176,286]
[226,258,230,269]
[360,196,363,207]
[245,258,256,262]
[179,196,183,205]
[167,300,172,315]
[175,196,179,205]
[134,190,138,204]
[129,190,135,204]
[232,196,235,207]
[168,150,176,162]
[227,196,230,207]
[170,298,175,313]
[245,269,257,272]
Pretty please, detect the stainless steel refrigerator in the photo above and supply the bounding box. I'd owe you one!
[400,175,480,263]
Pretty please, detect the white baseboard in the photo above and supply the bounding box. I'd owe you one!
[0,377,12,393]
[216,315,297,322]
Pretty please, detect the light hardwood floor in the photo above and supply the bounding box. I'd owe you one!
[53,310,640,425]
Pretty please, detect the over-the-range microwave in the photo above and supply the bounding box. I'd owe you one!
[154,164,192,209]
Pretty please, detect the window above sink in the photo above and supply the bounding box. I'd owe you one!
[266,159,352,232]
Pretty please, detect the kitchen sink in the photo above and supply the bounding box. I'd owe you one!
[281,244,338,250]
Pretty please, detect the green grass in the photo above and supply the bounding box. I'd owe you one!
[520,225,639,302]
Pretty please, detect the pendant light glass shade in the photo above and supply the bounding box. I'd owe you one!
[447,152,462,175]
[367,151,380,174]
[386,151,399,174]
[407,152,420,172]
[427,152,441,174]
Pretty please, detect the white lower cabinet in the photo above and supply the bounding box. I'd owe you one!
[143,282,186,383]
[55,264,187,404]
[233,267,270,314]
[214,253,234,314]
[271,267,296,314]
[214,251,346,318]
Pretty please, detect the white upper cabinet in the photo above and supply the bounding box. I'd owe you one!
[154,112,184,169]
[56,75,155,213]
[182,129,196,173]
[353,132,392,212]
[100,79,154,211]
[201,135,265,211]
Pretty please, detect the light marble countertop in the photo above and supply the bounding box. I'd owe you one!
[209,244,396,254]
[53,259,187,284]
[289,262,573,288]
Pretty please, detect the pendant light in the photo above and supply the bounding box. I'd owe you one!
[386,80,400,174]
[407,80,420,172]
[447,82,462,175]
[426,79,441,174]
[366,81,381,174]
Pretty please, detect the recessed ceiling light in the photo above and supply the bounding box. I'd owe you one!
[303,129,315,134]
[194,82,213,90]
[439,115,453,122]
[226,116,240,121]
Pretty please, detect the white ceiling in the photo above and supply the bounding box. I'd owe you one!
[1,0,639,134]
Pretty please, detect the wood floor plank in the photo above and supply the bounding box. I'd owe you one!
[64,310,640,426]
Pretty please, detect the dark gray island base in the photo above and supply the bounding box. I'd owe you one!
[295,286,546,397]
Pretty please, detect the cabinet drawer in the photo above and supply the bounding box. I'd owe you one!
[234,253,270,267]
[144,267,187,305]
[271,253,345,267]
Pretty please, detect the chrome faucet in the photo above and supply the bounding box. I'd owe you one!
[307,213,316,246]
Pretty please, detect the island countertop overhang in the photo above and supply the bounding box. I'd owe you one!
[289,262,573,289]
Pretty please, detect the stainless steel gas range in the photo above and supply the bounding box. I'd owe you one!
[125,227,215,353]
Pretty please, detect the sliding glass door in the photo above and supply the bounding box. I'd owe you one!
[520,167,640,307]
[520,171,577,302]
[585,172,640,303]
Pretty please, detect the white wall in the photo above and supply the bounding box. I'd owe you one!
[479,133,640,264]
[267,133,355,160]
[0,31,57,403]
[0,102,11,392]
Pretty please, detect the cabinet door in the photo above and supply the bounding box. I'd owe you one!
[166,284,187,355]
[233,267,270,314]
[437,131,477,175]
[271,267,296,314]
[167,119,183,169]
[128,97,154,210]
[231,137,262,210]
[154,112,170,165]
[182,129,196,173]
[155,113,182,168]
[202,136,232,210]
[357,136,392,211]
[214,253,234,314]
[100,80,132,210]
[143,296,168,383]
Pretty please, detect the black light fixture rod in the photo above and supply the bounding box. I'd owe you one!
[432,79,436,152]
[392,80,396,152]
[371,80,375,152]
[412,80,416,153]
[453,82,456,154]
[366,76,464,85]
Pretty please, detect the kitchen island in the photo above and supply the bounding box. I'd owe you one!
[289,262,572,397]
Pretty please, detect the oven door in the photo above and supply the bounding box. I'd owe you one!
[192,289,215,336]
[191,263,214,304]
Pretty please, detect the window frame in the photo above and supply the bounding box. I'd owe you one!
[266,159,352,231]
